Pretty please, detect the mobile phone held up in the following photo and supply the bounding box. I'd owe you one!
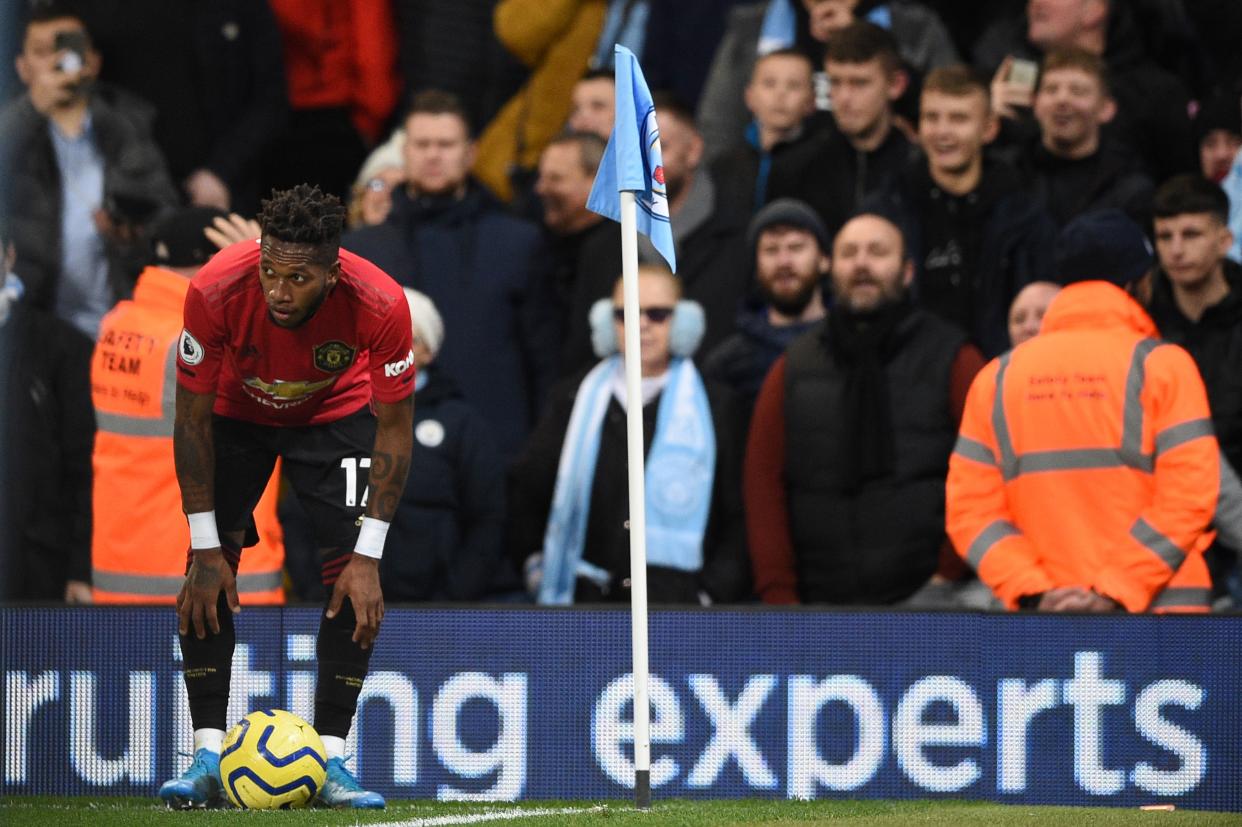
[53,30,88,75]
[1006,58,1039,96]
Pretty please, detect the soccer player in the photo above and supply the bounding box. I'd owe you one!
[158,184,415,809]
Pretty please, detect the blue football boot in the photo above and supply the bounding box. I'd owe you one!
[158,748,222,808]
[317,756,386,809]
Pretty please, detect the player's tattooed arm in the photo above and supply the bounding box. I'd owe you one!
[366,396,415,522]
[173,384,237,639]
[173,385,218,513]
[329,396,412,646]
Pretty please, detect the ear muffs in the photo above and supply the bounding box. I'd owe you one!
[589,298,618,357]
[588,297,707,359]
[668,299,705,357]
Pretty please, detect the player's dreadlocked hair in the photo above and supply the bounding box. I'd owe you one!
[258,184,346,263]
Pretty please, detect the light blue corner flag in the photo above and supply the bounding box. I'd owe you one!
[587,44,677,273]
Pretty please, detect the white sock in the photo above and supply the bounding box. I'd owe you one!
[193,728,224,754]
[321,735,345,760]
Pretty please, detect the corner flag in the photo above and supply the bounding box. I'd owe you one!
[587,45,677,273]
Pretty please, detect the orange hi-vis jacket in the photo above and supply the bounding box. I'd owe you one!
[90,267,285,604]
[946,282,1218,613]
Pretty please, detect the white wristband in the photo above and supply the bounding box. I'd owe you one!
[355,517,390,560]
[187,511,221,550]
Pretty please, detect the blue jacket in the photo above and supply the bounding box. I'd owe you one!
[344,184,562,461]
[382,370,510,601]
[702,304,821,427]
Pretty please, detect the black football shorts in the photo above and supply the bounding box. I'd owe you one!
[206,405,377,579]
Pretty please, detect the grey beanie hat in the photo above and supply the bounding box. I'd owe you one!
[747,198,831,255]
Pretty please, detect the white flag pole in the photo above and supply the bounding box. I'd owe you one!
[619,189,652,810]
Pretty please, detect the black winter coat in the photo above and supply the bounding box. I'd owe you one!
[864,157,1056,358]
[550,220,624,379]
[392,0,512,133]
[1016,139,1154,229]
[767,124,914,242]
[711,123,822,220]
[382,370,510,601]
[0,306,95,598]
[702,306,822,429]
[0,86,178,313]
[668,172,753,358]
[1146,260,1242,475]
[781,308,964,604]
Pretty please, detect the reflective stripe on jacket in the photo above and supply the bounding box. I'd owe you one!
[90,267,285,604]
[946,282,1218,612]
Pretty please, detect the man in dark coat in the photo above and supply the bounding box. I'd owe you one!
[346,91,562,463]
[1017,47,1152,228]
[974,0,1196,182]
[533,130,624,378]
[703,199,829,427]
[744,213,983,606]
[1142,175,1242,602]
[0,3,177,338]
[865,66,1056,357]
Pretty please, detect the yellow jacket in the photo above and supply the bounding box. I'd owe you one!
[473,0,605,201]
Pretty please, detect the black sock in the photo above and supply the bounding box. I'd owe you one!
[178,591,235,732]
[314,598,374,739]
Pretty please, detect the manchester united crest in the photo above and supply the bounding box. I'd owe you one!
[313,340,356,373]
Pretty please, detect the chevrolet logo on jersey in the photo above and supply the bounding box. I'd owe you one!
[313,340,356,373]
[242,375,336,408]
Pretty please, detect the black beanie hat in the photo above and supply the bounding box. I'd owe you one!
[747,198,831,255]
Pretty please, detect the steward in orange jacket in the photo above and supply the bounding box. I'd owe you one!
[91,210,285,604]
[946,281,1218,613]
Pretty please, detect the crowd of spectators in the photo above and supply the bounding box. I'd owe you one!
[1,0,1241,613]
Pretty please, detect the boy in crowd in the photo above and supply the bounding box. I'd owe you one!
[767,22,913,241]
[714,49,817,215]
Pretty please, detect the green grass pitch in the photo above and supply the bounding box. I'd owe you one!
[3,797,1239,826]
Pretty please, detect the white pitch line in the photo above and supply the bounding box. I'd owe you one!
[377,804,608,827]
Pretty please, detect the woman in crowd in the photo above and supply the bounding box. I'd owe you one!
[509,266,750,605]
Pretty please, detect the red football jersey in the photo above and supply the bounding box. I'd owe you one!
[176,240,414,426]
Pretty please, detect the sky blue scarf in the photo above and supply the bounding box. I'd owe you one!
[539,356,716,605]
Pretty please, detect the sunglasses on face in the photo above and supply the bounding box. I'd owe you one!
[613,306,674,323]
